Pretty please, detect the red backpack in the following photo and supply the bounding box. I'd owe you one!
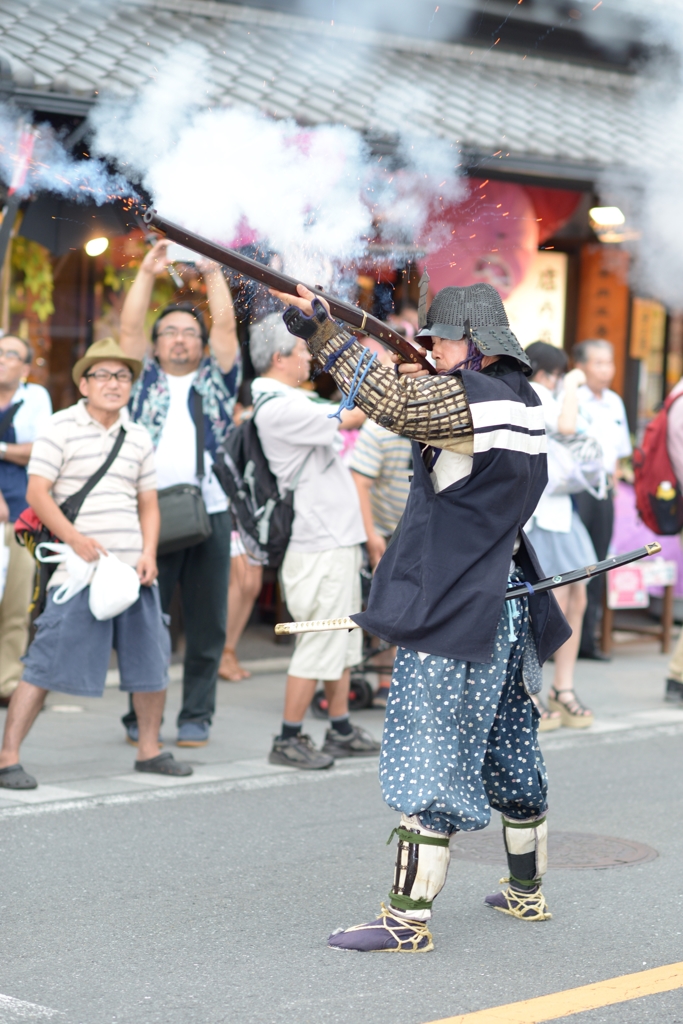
[633,389,683,535]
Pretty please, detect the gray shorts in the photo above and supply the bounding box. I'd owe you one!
[23,585,170,697]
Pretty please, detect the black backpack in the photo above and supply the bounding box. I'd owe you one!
[213,394,311,568]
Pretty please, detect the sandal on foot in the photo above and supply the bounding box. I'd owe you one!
[547,687,593,729]
[532,696,561,732]
[0,764,38,789]
[328,903,433,952]
[218,647,250,682]
[135,751,193,777]
[485,881,552,921]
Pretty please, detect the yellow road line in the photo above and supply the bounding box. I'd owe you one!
[425,961,683,1024]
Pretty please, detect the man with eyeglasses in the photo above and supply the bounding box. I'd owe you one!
[0,337,191,788]
[0,334,52,708]
[119,240,240,748]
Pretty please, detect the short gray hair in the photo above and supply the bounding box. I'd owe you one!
[249,314,297,374]
[572,339,613,365]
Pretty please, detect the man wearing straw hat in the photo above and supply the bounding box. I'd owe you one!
[0,338,191,789]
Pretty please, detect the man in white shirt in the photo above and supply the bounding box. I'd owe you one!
[0,334,52,705]
[119,241,240,748]
[249,314,379,769]
[573,339,632,659]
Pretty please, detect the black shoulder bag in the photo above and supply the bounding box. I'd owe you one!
[157,389,213,556]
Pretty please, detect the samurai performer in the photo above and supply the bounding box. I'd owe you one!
[276,281,571,953]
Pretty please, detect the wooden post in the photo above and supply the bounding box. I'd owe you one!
[601,588,614,655]
[661,584,674,654]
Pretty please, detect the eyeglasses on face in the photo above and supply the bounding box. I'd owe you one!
[157,327,202,340]
[0,348,28,363]
[84,369,134,383]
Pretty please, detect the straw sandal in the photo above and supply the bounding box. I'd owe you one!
[485,881,552,921]
[328,903,434,952]
[547,687,593,729]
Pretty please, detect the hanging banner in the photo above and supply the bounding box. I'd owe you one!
[503,250,568,349]
[630,298,666,360]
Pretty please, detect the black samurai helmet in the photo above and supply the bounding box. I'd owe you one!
[416,282,531,372]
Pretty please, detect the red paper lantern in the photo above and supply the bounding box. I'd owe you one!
[418,178,539,299]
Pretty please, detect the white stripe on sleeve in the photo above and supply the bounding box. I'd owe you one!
[473,428,547,455]
[470,399,545,434]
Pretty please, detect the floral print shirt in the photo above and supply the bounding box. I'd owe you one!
[129,353,240,457]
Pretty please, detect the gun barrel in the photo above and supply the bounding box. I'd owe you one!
[143,209,436,375]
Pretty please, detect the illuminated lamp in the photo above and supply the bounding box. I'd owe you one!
[588,207,626,227]
[84,237,109,257]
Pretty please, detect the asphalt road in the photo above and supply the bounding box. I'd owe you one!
[0,642,681,1024]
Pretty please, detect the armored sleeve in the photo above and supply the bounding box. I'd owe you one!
[284,303,473,453]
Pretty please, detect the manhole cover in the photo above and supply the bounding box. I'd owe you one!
[450,830,657,869]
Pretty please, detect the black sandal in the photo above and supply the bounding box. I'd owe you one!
[134,751,193,777]
[0,764,38,789]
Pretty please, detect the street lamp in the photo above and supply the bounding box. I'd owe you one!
[588,206,625,228]
[84,237,109,257]
[587,207,638,243]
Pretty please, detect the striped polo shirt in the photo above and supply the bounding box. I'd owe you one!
[28,400,156,588]
[349,420,412,537]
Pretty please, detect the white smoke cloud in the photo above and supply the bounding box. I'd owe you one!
[0,109,131,204]
[586,1,683,307]
[0,39,464,292]
[86,42,464,284]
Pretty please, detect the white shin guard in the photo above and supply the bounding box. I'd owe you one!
[502,813,548,889]
[389,814,451,921]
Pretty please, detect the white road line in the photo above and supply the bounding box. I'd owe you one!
[0,992,63,1020]
[0,762,378,820]
[0,711,679,819]
[542,720,683,751]
[0,785,91,804]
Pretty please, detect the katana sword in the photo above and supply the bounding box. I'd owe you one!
[141,208,436,374]
[274,542,662,636]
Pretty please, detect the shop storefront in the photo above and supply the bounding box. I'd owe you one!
[0,0,675,432]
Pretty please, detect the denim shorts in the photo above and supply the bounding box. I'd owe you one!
[22,585,170,697]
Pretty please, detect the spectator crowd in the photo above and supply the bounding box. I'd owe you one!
[0,241,659,790]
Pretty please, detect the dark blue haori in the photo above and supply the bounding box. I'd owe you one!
[353,363,571,665]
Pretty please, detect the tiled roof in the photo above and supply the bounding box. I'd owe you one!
[0,0,645,180]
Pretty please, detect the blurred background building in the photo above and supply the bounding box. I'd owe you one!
[0,0,674,431]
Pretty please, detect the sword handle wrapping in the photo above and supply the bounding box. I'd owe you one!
[274,617,358,636]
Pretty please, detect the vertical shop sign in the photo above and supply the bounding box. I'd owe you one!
[503,250,568,349]
[630,297,667,423]
[576,244,630,396]
[666,312,683,394]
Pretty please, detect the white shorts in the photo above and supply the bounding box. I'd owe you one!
[280,544,363,681]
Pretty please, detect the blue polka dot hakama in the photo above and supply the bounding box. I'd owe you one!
[379,597,547,836]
